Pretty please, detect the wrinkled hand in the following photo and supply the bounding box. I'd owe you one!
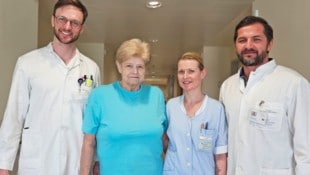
[0,169,10,175]
[92,161,100,175]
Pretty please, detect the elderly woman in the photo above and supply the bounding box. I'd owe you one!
[163,52,228,175]
[80,38,167,175]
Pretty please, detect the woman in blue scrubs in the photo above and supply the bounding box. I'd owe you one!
[163,52,227,175]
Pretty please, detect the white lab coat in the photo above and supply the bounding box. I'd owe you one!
[220,60,310,175]
[0,43,100,175]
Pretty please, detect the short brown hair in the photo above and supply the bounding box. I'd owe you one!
[53,0,88,24]
[234,16,273,43]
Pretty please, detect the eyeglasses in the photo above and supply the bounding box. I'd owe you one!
[54,16,83,29]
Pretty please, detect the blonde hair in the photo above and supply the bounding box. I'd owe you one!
[116,38,150,64]
[179,52,204,70]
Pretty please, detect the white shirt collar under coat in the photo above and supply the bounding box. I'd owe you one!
[238,59,277,93]
[46,42,81,69]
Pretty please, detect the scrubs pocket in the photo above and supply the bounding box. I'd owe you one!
[197,129,215,152]
[259,168,291,175]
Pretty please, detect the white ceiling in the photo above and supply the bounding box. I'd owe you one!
[39,0,253,75]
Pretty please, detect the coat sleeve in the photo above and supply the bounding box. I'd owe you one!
[293,78,310,175]
[0,59,30,170]
[94,63,101,87]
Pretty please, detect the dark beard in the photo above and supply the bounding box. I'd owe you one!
[53,28,80,44]
[237,49,267,66]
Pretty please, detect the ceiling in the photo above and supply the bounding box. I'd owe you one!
[39,0,253,75]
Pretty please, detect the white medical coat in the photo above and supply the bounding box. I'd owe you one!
[0,43,100,175]
[220,60,310,175]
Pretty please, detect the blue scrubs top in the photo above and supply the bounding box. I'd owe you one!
[163,95,227,175]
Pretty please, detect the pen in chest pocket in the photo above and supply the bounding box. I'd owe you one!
[200,122,208,133]
[77,74,94,89]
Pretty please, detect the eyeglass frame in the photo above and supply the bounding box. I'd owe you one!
[53,15,83,29]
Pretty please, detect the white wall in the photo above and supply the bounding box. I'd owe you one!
[0,0,38,123]
[253,0,310,80]
[202,46,232,99]
[202,7,251,100]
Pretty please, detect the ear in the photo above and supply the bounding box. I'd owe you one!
[51,15,55,27]
[201,68,207,79]
[79,24,85,33]
[267,39,274,53]
[116,61,122,74]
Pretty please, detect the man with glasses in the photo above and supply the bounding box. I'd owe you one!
[0,0,100,174]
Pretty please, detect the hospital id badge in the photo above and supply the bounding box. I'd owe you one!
[198,135,212,151]
[249,109,267,125]
[249,107,283,131]
[198,130,213,151]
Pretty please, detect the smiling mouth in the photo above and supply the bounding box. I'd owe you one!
[62,31,70,35]
[182,81,191,85]
[241,51,258,58]
[243,52,255,57]
[61,31,71,36]
[241,49,257,55]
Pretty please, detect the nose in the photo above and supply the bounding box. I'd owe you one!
[132,67,138,74]
[183,71,188,78]
[63,21,72,29]
[245,40,254,49]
